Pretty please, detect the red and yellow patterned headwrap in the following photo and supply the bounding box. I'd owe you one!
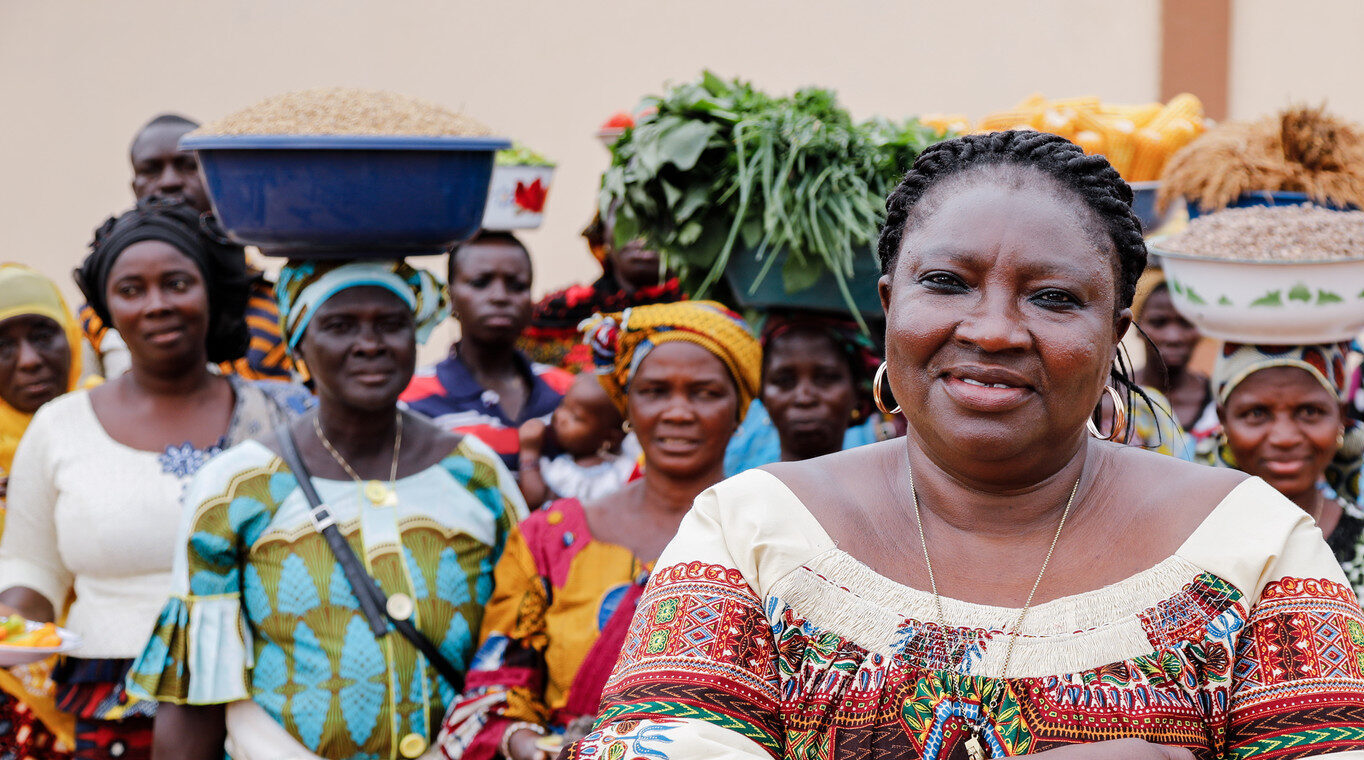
[582,301,761,420]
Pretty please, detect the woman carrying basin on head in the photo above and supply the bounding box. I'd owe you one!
[131,259,528,760]
[566,132,1364,759]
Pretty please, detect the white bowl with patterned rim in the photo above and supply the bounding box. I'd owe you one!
[1153,247,1364,344]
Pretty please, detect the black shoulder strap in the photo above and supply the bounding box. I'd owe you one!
[273,423,465,692]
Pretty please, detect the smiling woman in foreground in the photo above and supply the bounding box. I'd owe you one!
[567,132,1364,759]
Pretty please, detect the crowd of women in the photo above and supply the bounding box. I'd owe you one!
[0,116,1361,760]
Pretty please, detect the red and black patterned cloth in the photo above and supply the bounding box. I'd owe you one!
[518,274,686,373]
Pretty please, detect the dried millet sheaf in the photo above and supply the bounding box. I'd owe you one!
[1159,204,1364,261]
[1158,106,1364,213]
[195,88,494,137]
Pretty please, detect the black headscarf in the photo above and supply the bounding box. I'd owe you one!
[74,198,252,363]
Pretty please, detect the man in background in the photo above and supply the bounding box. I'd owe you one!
[80,114,293,381]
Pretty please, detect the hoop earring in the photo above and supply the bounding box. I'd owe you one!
[872,363,901,415]
[621,419,633,434]
[1086,385,1126,442]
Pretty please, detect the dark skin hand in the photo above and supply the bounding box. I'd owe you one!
[131,121,209,212]
[509,342,740,760]
[1220,366,1346,534]
[1135,286,1208,430]
[449,238,535,422]
[153,287,461,760]
[762,328,856,462]
[766,171,1242,757]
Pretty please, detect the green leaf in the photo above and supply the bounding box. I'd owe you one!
[1250,290,1283,307]
[1317,289,1344,304]
[1217,295,1233,306]
[657,120,718,172]
[1288,282,1312,302]
[1185,287,1207,305]
[677,220,704,247]
[782,253,825,294]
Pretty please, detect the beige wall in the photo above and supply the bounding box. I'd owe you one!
[0,0,1162,320]
[1229,0,1364,121]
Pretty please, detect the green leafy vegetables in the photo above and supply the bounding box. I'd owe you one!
[600,71,946,323]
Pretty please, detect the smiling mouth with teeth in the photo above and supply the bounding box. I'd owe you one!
[961,378,1013,389]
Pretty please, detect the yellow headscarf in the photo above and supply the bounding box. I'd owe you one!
[0,265,83,474]
[582,301,762,420]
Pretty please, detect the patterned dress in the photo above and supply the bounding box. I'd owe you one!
[567,470,1364,760]
[439,498,652,760]
[128,436,527,760]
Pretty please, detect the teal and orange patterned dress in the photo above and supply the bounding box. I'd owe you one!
[567,470,1364,760]
[127,435,527,760]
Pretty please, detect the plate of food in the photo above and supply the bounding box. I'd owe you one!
[0,615,82,666]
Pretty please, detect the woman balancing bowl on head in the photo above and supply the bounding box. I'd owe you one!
[0,265,85,758]
[1200,342,1364,598]
[130,261,528,760]
[0,200,309,759]
[566,132,1364,760]
[436,302,760,760]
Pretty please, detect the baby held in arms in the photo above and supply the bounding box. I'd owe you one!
[518,373,640,508]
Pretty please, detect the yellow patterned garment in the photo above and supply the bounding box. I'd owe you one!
[127,435,527,760]
[437,498,651,759]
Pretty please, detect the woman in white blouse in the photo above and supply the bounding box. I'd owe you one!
[0,200,308,759]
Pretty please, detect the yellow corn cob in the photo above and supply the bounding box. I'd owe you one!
[1129,128,1169,182]
[1147,93,1204,132]
[1052,96,1102,111]
[977,110,1039,131]
[1073,130,1107,155]
[1099,124,1137,178]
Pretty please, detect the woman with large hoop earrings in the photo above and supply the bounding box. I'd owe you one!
[567,132,1364,759]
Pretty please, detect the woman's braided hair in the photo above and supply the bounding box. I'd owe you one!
[877,130,1147,309]
[876,130,1159,441]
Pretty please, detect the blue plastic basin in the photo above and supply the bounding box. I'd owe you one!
[182,134,511,257]
[1186,190,1358,219]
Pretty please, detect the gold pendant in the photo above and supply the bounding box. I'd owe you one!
[964,731,987,760]
[364,480,397,507]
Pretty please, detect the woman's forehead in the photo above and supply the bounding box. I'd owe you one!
[636,341,729,378]
[315,285,410,315]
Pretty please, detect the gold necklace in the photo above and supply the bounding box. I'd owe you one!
[909,460,1080,760]
[313,412,403,507]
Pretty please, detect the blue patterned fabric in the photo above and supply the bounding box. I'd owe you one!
[128,435,526,759]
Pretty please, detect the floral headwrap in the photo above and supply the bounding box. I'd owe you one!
[1199,341,1361,507]
[760,312,880,422]
[275,260,451,350]
[1213,342,1351,406]
[581,300,761,420]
